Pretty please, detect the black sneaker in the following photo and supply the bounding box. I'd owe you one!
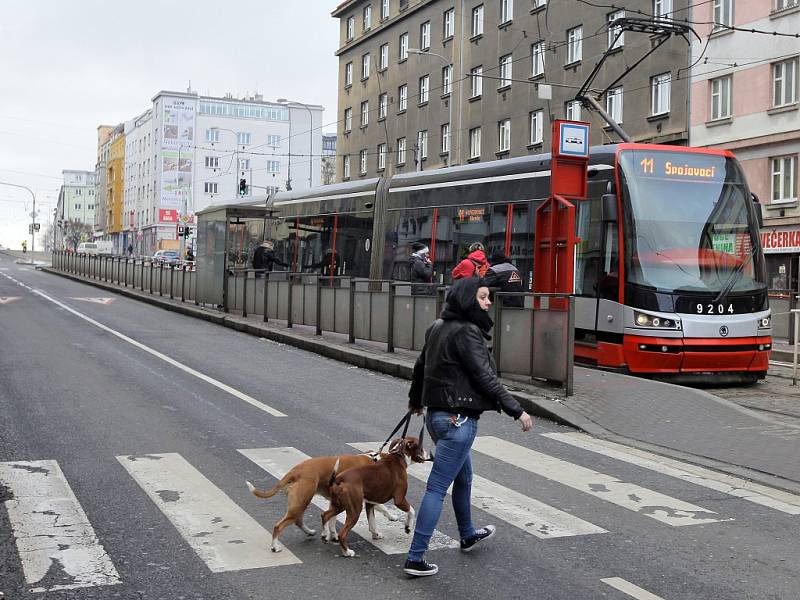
[460,525,496,552]
[404,558,439,577]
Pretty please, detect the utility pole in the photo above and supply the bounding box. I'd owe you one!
[0,181,36,254]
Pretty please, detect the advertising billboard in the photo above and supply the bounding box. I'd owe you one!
[160,97,196,216]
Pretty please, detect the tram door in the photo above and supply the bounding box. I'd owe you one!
[574,198,602,342]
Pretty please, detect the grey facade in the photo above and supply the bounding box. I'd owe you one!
[332,0,690,181]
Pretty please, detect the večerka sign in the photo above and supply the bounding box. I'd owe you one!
[761,228,800,254]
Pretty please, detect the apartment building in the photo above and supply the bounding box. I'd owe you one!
[689,0,800,291]
[332,0,691,180]
[93,125,114,239]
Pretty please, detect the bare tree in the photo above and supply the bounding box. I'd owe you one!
[63,219,93,251]
[321,157,336,185]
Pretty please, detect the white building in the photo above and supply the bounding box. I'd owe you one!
[55,170,97,250]
[120,90,324,255]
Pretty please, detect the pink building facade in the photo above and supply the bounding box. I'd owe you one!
[690,0,799,291]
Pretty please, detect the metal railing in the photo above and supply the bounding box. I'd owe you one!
[52,252,574,394]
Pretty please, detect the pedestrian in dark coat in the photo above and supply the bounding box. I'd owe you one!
[252,240,287,277]
[484,252,524,307]
[409,242,435,296]
[403,277,533,578]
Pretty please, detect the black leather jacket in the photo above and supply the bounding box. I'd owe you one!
[409,279,523,418]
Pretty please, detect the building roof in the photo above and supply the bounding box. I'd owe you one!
[331,0,360,17]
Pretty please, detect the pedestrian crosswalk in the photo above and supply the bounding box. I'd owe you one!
[2,434,799,592]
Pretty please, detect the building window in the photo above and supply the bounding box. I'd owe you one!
[363,4,372,31]
[530,110,544,145]
[239,158,250,170]
[343,155,351,178]
[381,0,389,20]
[442,123,450,153]
[267,161,280,172]
[470,65,483,97]
[360,149,368,175]
[346,16,355,40]
[710,76,731,120]
[566,100,581,120]
[533,0,546,6]
[417,130,428,160]
[608,10,624,49]
[773,59,797,107]
[713,0,733,27]
[267,134,281,147]
[379,43,389,70]
[360,100,370,126]
[421,21,431,50]
[651,72,671,115]
[237,132,251,145]
[419,74,430,103]
[500,0,513,23]
[378,143,387,170]
[472,5,484,37]
[344,107,353,132]
[498,119,511,152]
[771,155,797,203]
[204,182,218,194]
[442,64,453,95]
[345,62,353,86]
[776,0,799,10]
[205,156,219,168]
[205,129,220,142]
[654,0,672,18]
[532,42,545,77]
[362,53,370,79]
[399,32,409,60]
[379,93,388,119]
[606,87,623,123]
[567,26,582,63]
[397,137,407,164]
[443,7,455,38]
[499,54,512,87]
[469,127,482,159]
[398,83,408,111]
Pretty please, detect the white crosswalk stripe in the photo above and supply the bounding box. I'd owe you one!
[472,436,729,527]
[239,447,459,554]
[348,442,607,539]
[117,453,300,571]
[0,460,121,593]
[543,432,800,515]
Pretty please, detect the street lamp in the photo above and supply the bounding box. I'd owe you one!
[408,49,454,167]
[0,181,37,254]
[277,98,314,189]
[177,143,191,260]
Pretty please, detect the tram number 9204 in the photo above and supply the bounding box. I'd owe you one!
[697,303,734,315]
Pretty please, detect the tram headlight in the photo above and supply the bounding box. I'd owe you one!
[633,310,681,330]
[758,316,771,329]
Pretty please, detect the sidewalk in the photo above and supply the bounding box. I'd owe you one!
[40,266,800,495]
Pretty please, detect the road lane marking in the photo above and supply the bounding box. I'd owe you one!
[68,297,116,305]
[472,437,728,527]
[239,447,459,554]
[349,442,607,539]
[0,296,21,304]
[601,577,667,600]
[0,460,121,592]
[25,286,286,417]
[543,432,800,515]
[117,453,299,571]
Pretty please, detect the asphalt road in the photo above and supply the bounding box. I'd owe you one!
[1,254,799,600]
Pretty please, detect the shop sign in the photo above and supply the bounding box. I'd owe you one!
[457,207,485,223]
[761,227,800,254]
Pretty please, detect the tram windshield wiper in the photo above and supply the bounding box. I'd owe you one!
[712,246,757,304]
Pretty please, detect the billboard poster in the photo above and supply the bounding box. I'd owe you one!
[159,208,179,223]
[160,97,196,215]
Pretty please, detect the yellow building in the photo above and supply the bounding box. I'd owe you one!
[107,126,125,238]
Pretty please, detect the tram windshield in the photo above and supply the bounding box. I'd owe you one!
[619,149,766,294]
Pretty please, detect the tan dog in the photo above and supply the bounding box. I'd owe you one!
[246,453,397,552]
[321,437,429,557]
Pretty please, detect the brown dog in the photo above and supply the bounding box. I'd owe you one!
[246,453,397,552]
[321,437,429,557]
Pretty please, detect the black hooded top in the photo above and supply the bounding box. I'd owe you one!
[409,278,524,418]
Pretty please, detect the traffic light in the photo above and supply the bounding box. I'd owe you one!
[239,178,247,196]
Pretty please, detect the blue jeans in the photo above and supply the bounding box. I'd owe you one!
[407,410,478,561]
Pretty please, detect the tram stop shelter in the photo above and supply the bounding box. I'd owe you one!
[195,197,275,307]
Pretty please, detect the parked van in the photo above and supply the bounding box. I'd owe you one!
[77,242,98,255]
[95,241,113,255]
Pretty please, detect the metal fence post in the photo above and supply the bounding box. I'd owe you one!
[315,276,323,336]
[493,295,504,375]
[565,296,575,397]
[149,262,154,293]
[348,277,356,343]
[242,272,249,318]
[263,272,270,322]
[793,308,799,386]
[169,265,175,300]
[387,283,396,353]
[286,274,294,328]
[181,265,186,302]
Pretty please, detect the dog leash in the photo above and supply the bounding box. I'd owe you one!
[377,410,413,455]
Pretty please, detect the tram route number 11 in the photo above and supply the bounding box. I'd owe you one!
[697,303,734,315]
[641,158,655,174]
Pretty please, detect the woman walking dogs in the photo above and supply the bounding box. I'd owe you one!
[404,278,533,577]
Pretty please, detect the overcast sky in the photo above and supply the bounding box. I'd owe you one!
[0,0,340,250]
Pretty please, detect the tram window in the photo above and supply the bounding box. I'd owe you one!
[385,208,437,281]
[510,203,535,290]
[599,222,620,300]
[438,205,490,280]
[335,213,373,278]
[574,198,603,297]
